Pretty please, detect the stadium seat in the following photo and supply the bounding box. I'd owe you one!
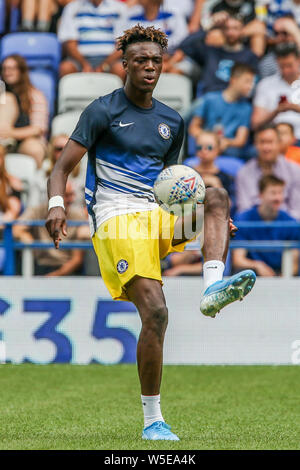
[153,74,192,116]
[5,153,37,206]
[51,111,82,136]
[58,73,123,113]
[0,0,5,34]
[215,157,244,177]
[29,70,56,119]
[0,33,61,75]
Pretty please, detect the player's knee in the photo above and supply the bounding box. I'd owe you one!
[204,187,230,214]
[143,304,168,338]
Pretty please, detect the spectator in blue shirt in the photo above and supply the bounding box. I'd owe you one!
[232,174,300,276]
[189,62,254,158]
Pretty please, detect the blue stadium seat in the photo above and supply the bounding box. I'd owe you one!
[29,70,56,119]
[0,0,5,35]
[183,155,244,178]
[183,156,198,167]
[215,157,244,177]
[0,33,61,76]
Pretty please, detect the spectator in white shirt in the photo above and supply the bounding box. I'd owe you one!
[58,0,128,78]
[252,42,300,139]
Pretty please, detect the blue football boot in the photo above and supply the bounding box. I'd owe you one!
[200,270,256,318]
[142,421,180,441]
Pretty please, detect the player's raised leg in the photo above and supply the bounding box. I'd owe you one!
[173,187,256,317]
[125,276,179,441]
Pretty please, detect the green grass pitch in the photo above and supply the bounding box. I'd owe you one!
[0,364,299,450]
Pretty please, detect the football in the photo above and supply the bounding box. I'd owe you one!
[153,164,206,216]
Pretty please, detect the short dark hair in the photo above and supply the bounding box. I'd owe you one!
[275,121,295,134]
[255,123,279,138]
[258,175,285,193]
[117,24,168,55]
[224,14,245,26]
[275,41,300,58]
[230,62,255,78]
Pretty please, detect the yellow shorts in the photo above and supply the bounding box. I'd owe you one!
[92,207,191,301]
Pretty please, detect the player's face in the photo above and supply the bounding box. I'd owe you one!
[123,42,163,93]
[255,130,280,163]
[260,185,284,212]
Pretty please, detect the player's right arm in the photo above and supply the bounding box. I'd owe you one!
[46,99,110,249]
[45,140,87,249]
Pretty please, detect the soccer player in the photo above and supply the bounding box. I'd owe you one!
[46,25,256,441]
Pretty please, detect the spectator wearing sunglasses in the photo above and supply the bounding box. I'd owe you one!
[191,131,235,202]
[189,62,255,159]
[259,16,300,78]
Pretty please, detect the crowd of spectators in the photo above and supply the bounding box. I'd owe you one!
[1,0,300,278]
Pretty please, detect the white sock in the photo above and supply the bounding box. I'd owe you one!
[141,394,164,429]
[203,260,225,291]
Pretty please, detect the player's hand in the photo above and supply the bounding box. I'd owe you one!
[45,207,67,249]
[229,218,238,238]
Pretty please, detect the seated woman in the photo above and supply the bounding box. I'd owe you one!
[0,145,22,222]
[0,54,48,168]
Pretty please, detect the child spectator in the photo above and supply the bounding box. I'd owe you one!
[170,15,259,93]
[0,54,48,168]
[236,125,300,219]
[189,63,254,158]
[188,131,235,201]
[276,121,300,165]
[58,0,128,78]
[13,181,86,276]
[232,174,300,276]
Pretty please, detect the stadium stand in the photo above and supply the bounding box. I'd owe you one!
[58,73,123,113]
[5,153,37,206]
[29,70,56,120]
[51,111,82,137]
[153,73,192,116]
[0,32,61,77]
[0,0,299,279]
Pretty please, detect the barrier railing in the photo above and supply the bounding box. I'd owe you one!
[0,220,300,277]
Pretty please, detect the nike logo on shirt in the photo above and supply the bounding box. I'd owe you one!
[119,121,134,127]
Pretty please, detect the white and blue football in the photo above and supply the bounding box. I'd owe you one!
[153,165,206,216]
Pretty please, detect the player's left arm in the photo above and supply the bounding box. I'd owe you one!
[46,99,110,249]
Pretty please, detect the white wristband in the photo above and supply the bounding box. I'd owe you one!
[48,195,65,211]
